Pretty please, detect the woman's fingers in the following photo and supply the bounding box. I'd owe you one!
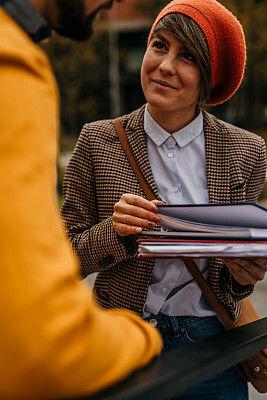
[114,194,161,222]
[224,258,267,285]
[151,199,166,205]
[113,194,161,237]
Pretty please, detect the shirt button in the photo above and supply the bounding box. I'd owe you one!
[161,287,167,293]
[149,318,157,327]
[168,152,174,158]
[168,136,174,142]
[173,186,179,193]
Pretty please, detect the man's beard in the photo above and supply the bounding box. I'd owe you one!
[55,0,113,41]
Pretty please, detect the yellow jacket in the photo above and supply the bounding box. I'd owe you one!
[0,8,162,400]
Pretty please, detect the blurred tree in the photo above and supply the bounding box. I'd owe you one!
[42,28,110,137]
[222,0,267,128]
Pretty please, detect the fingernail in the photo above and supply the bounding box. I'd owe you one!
[136,227,142,233]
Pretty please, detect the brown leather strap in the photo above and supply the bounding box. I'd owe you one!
[114,116,236,329]
[183,259,236,329]
[114,117,156,201]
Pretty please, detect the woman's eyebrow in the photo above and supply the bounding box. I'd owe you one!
[153,32,188,52]
[153,32,170,46]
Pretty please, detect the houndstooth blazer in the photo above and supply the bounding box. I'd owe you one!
[61,105,266,321]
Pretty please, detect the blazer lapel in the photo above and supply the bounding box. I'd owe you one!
[120,108,235,204]
[124,106,159,199]
[204,111,230,204]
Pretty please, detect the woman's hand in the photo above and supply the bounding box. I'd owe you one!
[224,258,267,285]
[113,194,164,237]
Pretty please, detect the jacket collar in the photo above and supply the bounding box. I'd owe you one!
[0,0,51,42]
[118,106,234,204]
[203,110,230,204]
[119,105,159,200]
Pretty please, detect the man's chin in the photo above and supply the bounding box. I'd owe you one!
[55,19,94,41]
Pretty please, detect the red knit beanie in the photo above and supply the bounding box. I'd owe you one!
[147,0,246,105]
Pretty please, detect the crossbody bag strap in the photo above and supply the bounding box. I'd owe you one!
[114,117,235,329]
[114,117,156,201]
[182,259,235,329]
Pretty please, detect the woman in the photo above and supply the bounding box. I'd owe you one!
[61,0,267,398]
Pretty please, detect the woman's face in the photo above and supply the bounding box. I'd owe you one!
[141,29,202,128]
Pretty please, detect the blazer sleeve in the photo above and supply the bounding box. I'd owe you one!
[246,135,266,202]
[222,134,267,301]
[61,123,138,277]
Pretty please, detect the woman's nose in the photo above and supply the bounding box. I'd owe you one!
[159,56,176,75]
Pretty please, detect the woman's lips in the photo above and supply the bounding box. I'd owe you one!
[152,79,177,90]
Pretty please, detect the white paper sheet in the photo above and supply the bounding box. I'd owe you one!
[138,241,267,258]
[157,203,267,229]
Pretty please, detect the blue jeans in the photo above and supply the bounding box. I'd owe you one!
[145,313,248,400]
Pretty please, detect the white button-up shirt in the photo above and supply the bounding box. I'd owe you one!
[143,105,216,318]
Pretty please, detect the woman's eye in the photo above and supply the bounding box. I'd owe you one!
[152,40,168,51]
[182,52,197,62]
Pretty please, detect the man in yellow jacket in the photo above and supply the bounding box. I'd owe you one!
[0,0,162,399]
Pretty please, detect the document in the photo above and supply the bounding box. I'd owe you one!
[137,203,267,258]
[137,239,267,258]
[154,203,267,239]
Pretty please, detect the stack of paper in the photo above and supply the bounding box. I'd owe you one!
[137,203,267,258]
[137,239,267,258]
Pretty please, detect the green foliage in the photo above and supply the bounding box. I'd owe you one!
[222,0,267,128]
[42,27,110,137]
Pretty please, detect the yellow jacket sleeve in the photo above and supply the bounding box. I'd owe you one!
[0,9,162,400]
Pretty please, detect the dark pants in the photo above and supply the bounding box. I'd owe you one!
[145,312,248,400]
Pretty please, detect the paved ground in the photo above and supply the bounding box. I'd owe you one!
[85,273,267,399]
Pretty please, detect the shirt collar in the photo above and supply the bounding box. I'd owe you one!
[144,105,204,148]
[0,0,51,42]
